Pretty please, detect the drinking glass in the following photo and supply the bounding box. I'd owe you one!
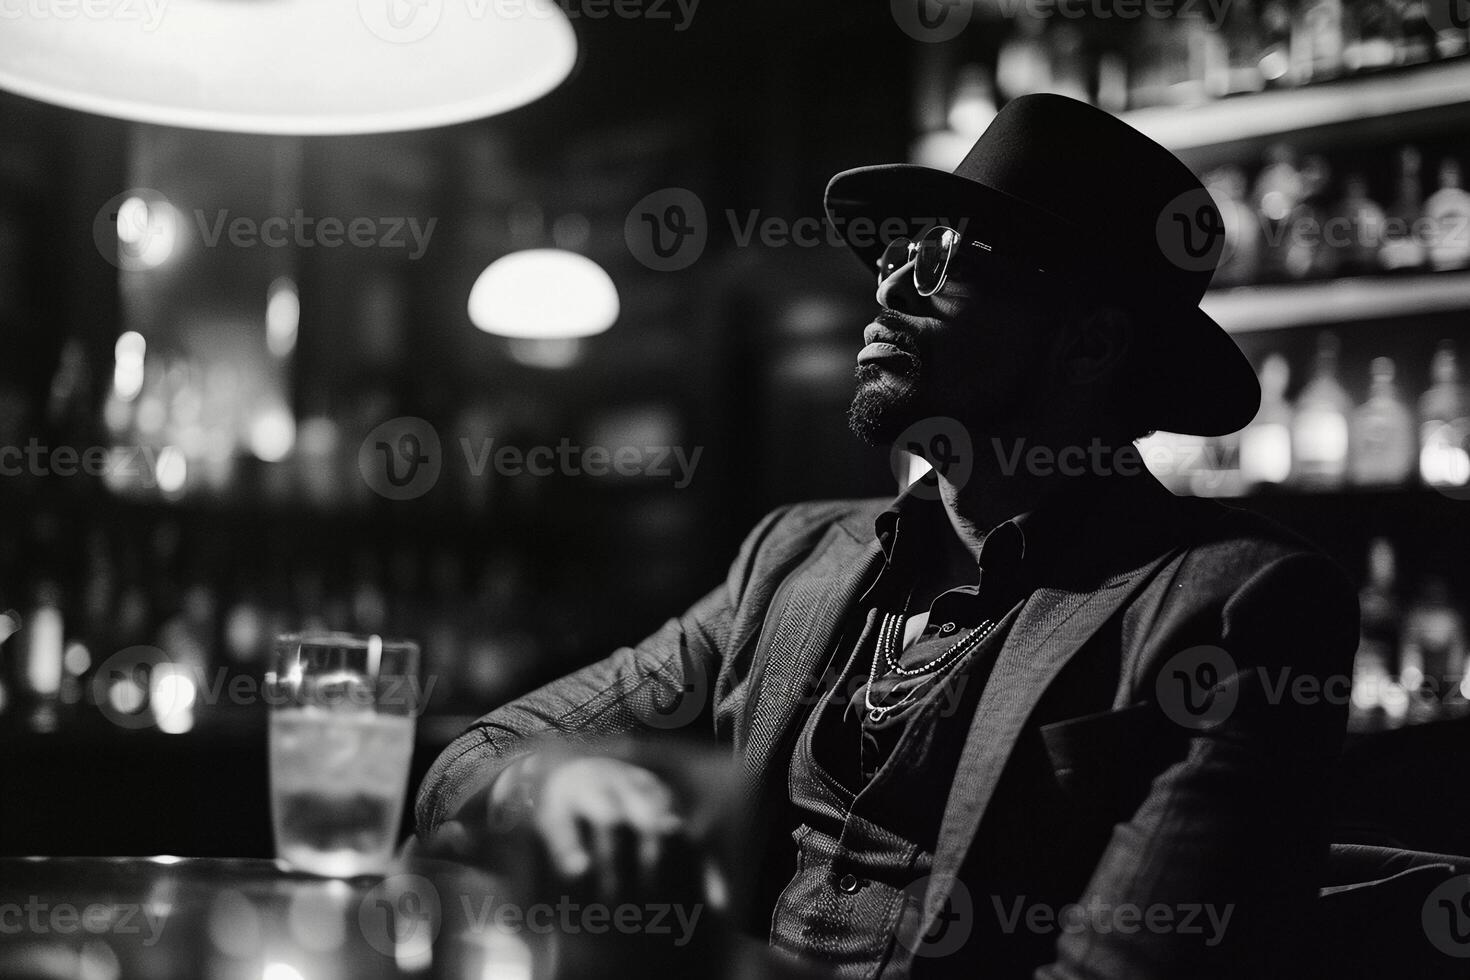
[267,632,420,877]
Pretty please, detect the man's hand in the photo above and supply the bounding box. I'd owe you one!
[504,754,688,898]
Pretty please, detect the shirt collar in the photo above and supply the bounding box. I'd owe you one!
[872,487,1031,580]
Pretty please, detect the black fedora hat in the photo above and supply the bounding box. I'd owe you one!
[824,93,1260,437]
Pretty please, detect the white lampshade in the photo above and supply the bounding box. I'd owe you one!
[468,249,618,339]
[0,0,577,134]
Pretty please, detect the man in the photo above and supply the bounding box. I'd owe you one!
[417,95,1359,978]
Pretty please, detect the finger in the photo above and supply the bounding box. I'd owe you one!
[535,796,592,879]
[614,783,683,880]
[572,788,625,898]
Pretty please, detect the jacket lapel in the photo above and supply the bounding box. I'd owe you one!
[917,477,1191,939]
[740,514,885,796]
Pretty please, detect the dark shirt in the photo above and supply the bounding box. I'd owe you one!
[768,488,1044,979]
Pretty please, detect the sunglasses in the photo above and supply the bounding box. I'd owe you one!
[876,225,1048,297]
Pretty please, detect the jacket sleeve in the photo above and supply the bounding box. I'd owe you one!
[414,505,795,838]
[1036,549,1360,980]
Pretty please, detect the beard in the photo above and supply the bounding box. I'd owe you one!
[847,358,925,447]
[846,328,1054,449]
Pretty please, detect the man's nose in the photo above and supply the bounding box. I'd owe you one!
[876,260,923,314]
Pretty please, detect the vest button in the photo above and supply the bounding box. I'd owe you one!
[836,873,862,894]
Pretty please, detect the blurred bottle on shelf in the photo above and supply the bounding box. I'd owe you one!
[1096,50,1130,114]
[1241,353,1295,488]
[1257,0,1297,84]
[1254,144,1307,280]
[1418,340,1470,488]
[1352,537,1403,729]
[1048,23,1093,104]
[1425,158,1470,271]
[1349,356,1417,486]
[1291,332,1352,489]
[1192,430,1242,497]
[1343,0,1402,70]
[1433,7,1470,57]
[1292,0,1346,82]
[1328,172,1386,276]
[996,17,1053,102]
[1399,575,1468,722]
[1205,166,1261,286]
[1284,155,1335,279]
[1216,0,1268,95]
[1379,146,1428,272]
[1394,0,1439,63]
[18,582,64,731]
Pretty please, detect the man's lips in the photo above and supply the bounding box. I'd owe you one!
[858,320,917,366]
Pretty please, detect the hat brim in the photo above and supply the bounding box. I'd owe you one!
[825,164,1261,437]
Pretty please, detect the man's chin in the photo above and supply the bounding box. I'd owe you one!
[847,365,922,447]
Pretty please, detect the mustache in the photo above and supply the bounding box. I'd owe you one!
[872,310,924,355]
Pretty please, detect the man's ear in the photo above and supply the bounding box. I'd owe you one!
[1059,306,1134,385]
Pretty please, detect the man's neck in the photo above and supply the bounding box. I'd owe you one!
[931,428,1135,566]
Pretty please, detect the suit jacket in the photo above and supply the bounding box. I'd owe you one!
[416,472,1361,979]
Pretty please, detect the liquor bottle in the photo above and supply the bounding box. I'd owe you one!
[1048,23,1092,105]
[1394,0,1437,63]
[1353,537,1402,728]
[1399,576,1468,722]
[1330,173,1387,276]
[1257,0,1296,84]
[1254,144,1306,280]
[1291,332,1352,489]
[1349,356,1417,486]
[1343,0,1402,70]
[1095,51,1129,114]
[1418,340,1470,488]
[19,583,64,731]
[1292,0,1345,82]
[1218,0,1268,95]
[1380,146,1428,272]
[996,17,1052,102]
[1425,158,1470,271]
[1284,155,1334,279]
[1241,353,1295,488]
[1205,166,1261,286]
